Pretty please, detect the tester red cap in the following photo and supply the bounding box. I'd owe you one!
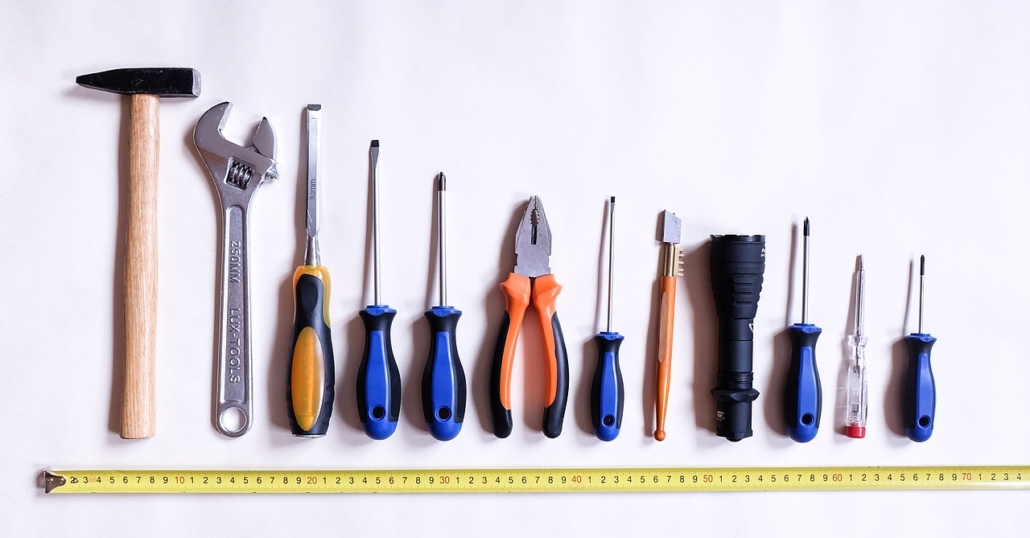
[845,426,866,438]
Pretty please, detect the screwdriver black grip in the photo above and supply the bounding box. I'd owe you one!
[591,332,624,441]
[422,307,466,441]
[356,306,401,440]
[286,270,335,437]
[903,333,936,442]
[783,324,822,443]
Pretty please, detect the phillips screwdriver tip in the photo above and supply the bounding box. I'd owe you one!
[438,172,446,191]
[858,254,864,271]
[804,217,810,236]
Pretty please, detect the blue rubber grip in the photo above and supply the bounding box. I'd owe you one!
[356,306,400,440]
[904,333,936,442]
[591,332,624,442]
[784,323,822,443]
[422,306,465,441]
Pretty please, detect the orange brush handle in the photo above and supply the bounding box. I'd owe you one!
[654,275,677,441]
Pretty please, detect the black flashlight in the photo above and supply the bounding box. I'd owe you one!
[709,234,765,441]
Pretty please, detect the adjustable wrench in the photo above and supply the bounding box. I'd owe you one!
[194,102,278,437]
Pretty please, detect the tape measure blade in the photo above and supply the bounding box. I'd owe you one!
[43,466,1030,494]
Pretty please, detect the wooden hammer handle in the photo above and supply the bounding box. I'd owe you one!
[121,93,159,439]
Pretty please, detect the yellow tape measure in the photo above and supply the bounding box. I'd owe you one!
[44,466,1030,494]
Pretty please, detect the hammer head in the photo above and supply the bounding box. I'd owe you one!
[76,67,200,98]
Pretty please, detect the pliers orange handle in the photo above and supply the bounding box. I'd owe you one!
[489,272,569,438]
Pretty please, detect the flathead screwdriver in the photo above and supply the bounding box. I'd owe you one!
[904,255,936,442]
[356,140,401,440]
[286,105,335,437]
[591,196,625,441]
[421,173,466,441]
[784,217,822,443]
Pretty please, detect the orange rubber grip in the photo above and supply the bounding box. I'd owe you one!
[654,275,677,441]
[496,273,531,410]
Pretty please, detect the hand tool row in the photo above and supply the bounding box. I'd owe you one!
[77,67,934,444]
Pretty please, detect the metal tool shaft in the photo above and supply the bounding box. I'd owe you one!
[918,255,925,333]
[855,255,865,336]
[371,141,381,305]
[606,197,615,332]
[802,217,810,325]
[304,105,321,266]
[438,173,448,306]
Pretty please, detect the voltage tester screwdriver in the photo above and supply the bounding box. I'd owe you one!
[286,105,335,437]
[904,255,936,442]
[591,197,625,441]
[421,173,467,441]
[356,140,401,440]
[844,255,868,439]
[783,217,822,443]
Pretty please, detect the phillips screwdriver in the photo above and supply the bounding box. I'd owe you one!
[783,217,822,443]
[653,210,683,442]
[904,255,936,442]
[591,197,625,442]
[421,173,466,441]
[356,140,401,440]
[844,255,868,439]
[286,105,335,437]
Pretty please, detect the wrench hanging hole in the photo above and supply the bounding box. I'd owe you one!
[219,406,248,435]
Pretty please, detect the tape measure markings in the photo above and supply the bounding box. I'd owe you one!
[43,466,1030,494]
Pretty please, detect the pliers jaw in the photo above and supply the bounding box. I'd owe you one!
[514,196,551,278]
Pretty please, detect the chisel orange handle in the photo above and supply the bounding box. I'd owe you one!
[531,274,569,438]
[489,273,531,438]
[654,275,677,441]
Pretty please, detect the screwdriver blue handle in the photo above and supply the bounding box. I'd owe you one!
[591,332,624,442]
[903,333,936,442]
[356,305,400,440]
[422,306,466,441]
[783,323,822,443]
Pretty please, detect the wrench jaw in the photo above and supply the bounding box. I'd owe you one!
[194,102,278,200]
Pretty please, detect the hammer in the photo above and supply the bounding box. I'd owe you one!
[77,67,200,439]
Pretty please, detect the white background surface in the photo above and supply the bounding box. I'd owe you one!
[2,1,1029,535]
